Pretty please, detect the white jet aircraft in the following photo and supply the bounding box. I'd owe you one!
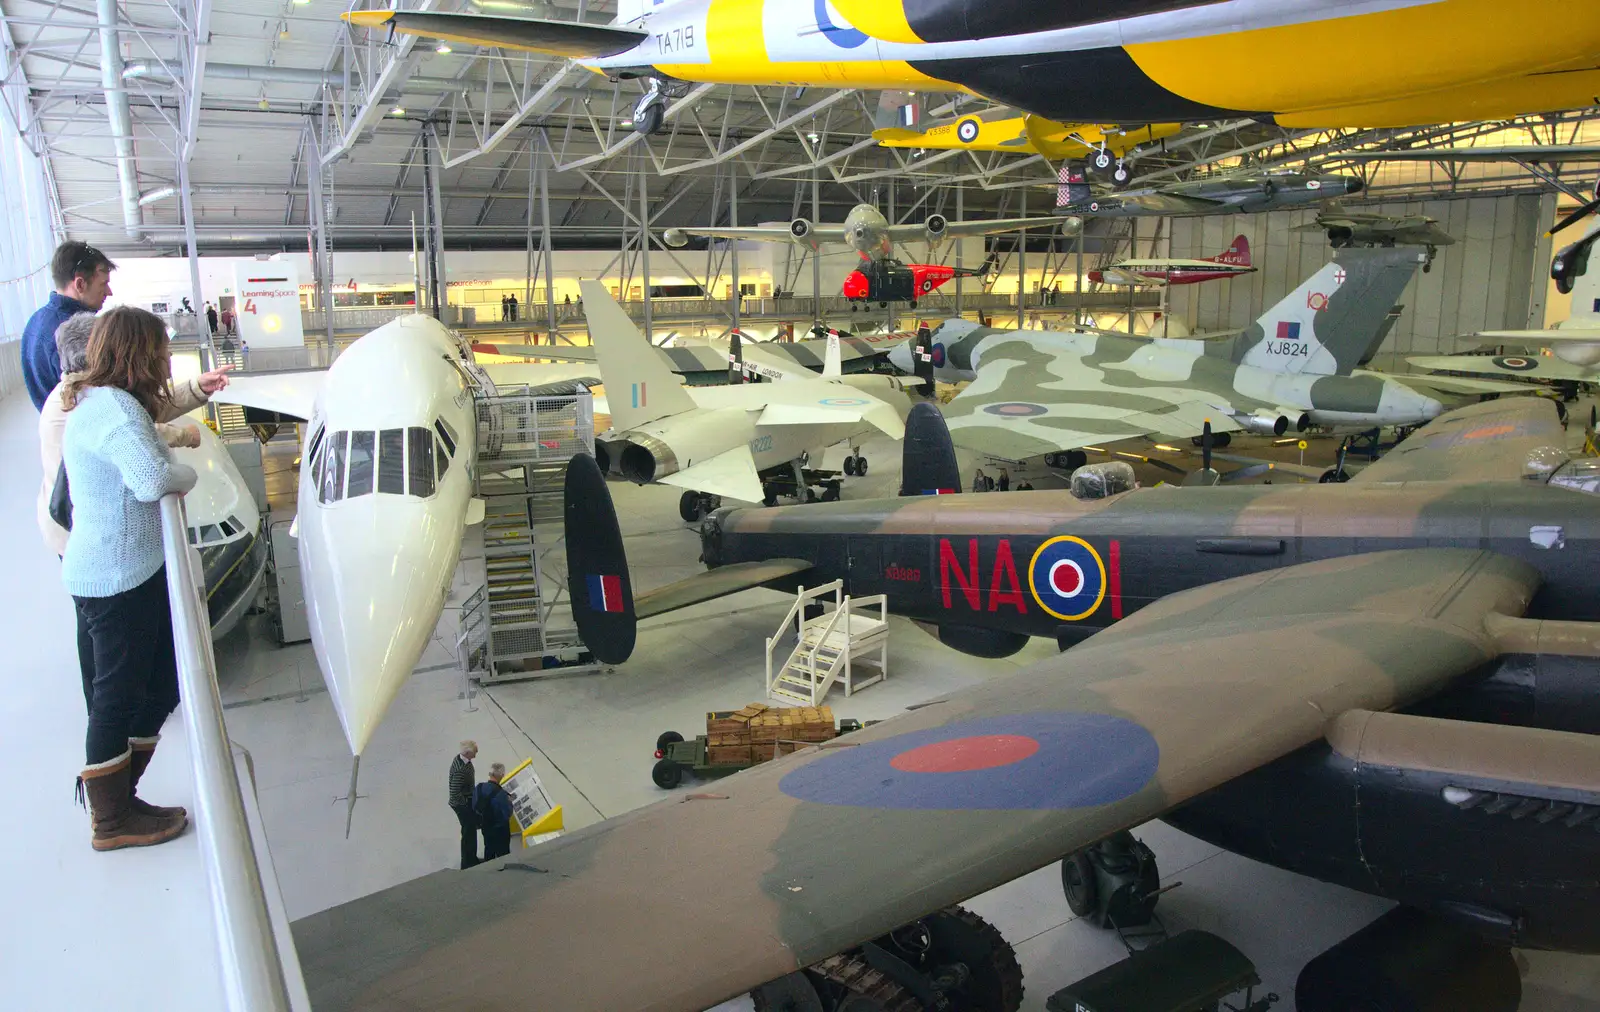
[580,280,915,518]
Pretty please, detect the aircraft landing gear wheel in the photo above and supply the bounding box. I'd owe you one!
[678,490,703,522]
[1093,148,1113,171]
[651,758,683,789]
[1061,852,1097,917]
[866,906,1025,1012]
[879,301,889,309]
[655,730,684,752]
[1212,431,1232,448]
[909,298,919,309]
[1112,163,1131,185]
[634,100,666,136]
[804,487,819,503]
[1065,450,1087,470]
[1319,468,1351,483]
[762,482,781,507]
[854,456,868,476]
[820,482,841,502]
[844,456,857,476]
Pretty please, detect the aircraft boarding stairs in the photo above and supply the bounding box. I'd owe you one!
[765,581,889,706]
[463,383,596,682]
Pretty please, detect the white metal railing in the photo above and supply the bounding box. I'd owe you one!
[0,336,22,400]
[158,494,303,1012]
[765,581,889,705]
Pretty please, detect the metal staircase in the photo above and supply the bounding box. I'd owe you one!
[765,581,889,706]
[469,382,596,681]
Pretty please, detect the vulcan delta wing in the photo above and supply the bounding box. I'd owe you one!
[291,547,1546,1012]
[936,246,1440,460]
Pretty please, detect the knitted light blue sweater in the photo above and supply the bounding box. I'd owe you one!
[61,386,197,598]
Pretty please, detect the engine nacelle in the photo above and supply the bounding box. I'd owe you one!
[1552,341,1600,367]
[662,228,689,248]
[1275,407,1313,432]
[924,213,948,246]
[1234,410,1292,436]
[933,622,1030,658]
[613,434,679,485]
[789,217,817,249]
[1058,215,1085,238]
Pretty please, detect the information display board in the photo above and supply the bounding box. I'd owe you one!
[500,758,564,840]
[231,262,305,349]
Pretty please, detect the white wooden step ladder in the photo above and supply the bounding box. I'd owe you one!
[765,581,888,706]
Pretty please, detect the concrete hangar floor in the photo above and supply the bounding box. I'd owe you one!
[3,389,1599,1011]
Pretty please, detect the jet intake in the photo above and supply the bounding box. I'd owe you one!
[1233,410,1292,436]
[789,218,817,249]
[924,213,948,246]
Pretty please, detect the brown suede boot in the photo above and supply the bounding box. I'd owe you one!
[77,750,187,851]
[128,736,187,820]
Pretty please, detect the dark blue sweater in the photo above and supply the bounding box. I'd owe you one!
[21,292,91,410]
[472,781,514,834]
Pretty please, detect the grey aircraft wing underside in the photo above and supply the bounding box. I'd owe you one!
[940,332,1242,459]
[1408,353,1595,382]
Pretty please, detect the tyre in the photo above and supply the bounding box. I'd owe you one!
[1044,452,1061,468]
[820,482,841,502]
[762,482,781,507]
[1212,431,1232,448]
[1061,852,1097,917]
[909,298,919,309]
[854,456,868,476]
[843,456,857,476]
[651,758,683,789]
[1093,149,1113,170]
[804,488,819,503]
[1112,164,1130,185]
[1065,450,1087,470]
[635,101,665,135]
[655,730,684,753]
[1319,468,1351,483]
[678,490,702,522]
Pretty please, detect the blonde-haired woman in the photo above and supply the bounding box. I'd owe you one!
[61,307,201,851]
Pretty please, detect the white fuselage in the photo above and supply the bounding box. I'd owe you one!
[173,425,265,639]
[295,315,478,755]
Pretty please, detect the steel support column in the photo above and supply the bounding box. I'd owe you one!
[954,183,963,316]
[729,162,740,332]
[638,148,652,343]
[539,135,556,338]
[424,123,447,320]
[1016,187,1026,330]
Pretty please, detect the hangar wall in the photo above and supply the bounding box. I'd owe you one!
[1162,193,1556,370]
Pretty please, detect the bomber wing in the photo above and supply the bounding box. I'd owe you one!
[293,547,1538,1012]
[476,336,891,377]
[209,371,324,421]
[1407,353,1594,381]
[1069,192,1227,215]
[939,334,1239,458]
[884,215,1081,242]
[1350,396,1567,484]
[343,10,645,59]
[663,224,849,250]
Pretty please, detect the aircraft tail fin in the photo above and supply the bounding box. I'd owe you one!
[580,280,696,429]
[899,402,962,496]
[822,329,842,378]
[1056,164,1091,209]
[728,329,745,384]
[1234,247,1425,377]
[564,454,637,664]
[1208,234,1251,268]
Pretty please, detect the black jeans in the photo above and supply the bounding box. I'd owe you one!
[74,568,179,765]
[482,828,511,862]
[452,804,480,869]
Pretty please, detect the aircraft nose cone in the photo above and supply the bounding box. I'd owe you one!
[1343,176,1364,195]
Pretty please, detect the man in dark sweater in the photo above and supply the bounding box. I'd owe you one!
[448,740,479,869]
[21,242,116,410]
[473,763,515,861]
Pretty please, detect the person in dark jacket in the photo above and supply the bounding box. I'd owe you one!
[448,740,479,869]
[473,763,515,861]
[21,242,116,410]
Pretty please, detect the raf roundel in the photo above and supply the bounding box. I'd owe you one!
[1028,535,1107,621]
[981,402,1049,418]
[818,396,870,407]
[956,118,981,144]
[1493,356,1538,372]
[778,712,1160,811]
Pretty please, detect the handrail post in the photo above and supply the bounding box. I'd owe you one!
[159,494,295,1012]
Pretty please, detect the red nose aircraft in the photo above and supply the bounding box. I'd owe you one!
[843,254,998,310]
[1088,234,1256,287]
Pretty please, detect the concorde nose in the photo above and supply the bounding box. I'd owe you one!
[1379,381,1442,423]
[304,509,456,756]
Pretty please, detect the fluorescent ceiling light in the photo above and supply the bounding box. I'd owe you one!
[435,43,452,54]
[390,106,406,116]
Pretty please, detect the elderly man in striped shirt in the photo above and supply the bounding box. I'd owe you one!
[448,740,479,869]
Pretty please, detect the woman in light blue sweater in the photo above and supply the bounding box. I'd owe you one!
[61,307,198,851]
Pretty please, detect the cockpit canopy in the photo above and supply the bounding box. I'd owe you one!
[1071,461,1137,500]
[310,417,460,505]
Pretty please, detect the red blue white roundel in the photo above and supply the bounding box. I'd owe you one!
[1029,535,1106,621]
[778,712,1160,811]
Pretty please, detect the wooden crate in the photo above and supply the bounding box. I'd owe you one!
[707,732,750,747]
[706,745,751,765]
[750,742,776,763]
[707,703,773,735]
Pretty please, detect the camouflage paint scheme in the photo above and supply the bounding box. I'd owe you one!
[1059,172,1364,217]
[885,247,1442,459]
[293,549,1564,1011]
[294,396,1600,1010]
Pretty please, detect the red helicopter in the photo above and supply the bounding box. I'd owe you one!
[842,254,999,310]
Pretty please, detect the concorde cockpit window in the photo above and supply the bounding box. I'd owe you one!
[1070,461,1137,501]
[434,418,458,457]
[347,430,376,499]
[378,428,406,495]
[319,430,348,504]
[408,426,436,497]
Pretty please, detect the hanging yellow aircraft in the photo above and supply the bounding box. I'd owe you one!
[873,115,1183,181]
[347,0,1600,136]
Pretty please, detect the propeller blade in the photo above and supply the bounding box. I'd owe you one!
[1201,420,1213,473]
[1548,196,1600,238]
